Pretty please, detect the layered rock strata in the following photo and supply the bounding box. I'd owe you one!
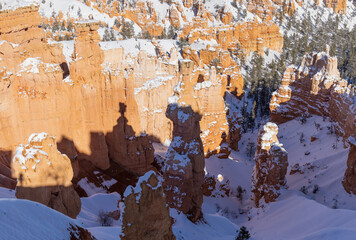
[0,6,154,175]
[270,50,356,141]
[252,123,288,206]
[12,133,81,218]
[120,171,175,240]
[0,5,235,178]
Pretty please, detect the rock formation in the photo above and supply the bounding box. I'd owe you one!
[120,171,175,240]
[12,133,81,218]
[0,5,235,179]
[323,0,347,14]
[252,123,288,206]
[163,101,205,222]
[0,6,155,176]
[270,50,356,141]
[343,137,356,194]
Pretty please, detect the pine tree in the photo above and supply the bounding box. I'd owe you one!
[167,25,176,39]
[177,37,189,51]
[236,226,251,240]
[121,21,134,39]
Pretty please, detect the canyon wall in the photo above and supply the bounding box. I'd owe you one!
[270,50,356,195]
[270,50,356,141]
[0,5,238,186]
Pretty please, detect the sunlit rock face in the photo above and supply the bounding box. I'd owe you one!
[252,123,288,207]
[270,50,356,141]
[12,133,81,218]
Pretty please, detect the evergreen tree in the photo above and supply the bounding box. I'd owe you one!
[236,226,251,240]
[167,25,176,39]
[121,21,135,39]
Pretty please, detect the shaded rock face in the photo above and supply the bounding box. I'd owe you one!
[252,123,288,207]
[12,133,81,218]
[121,171,175,240]
[0,150,16,189]
[163,103,205,222]
[343,138,356,194]
[270,51,356,141]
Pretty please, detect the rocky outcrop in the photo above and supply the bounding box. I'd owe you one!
[323,0,347,14]
[252,123,288,207]
[270,50,356,141]
[120,171,175,240]
[343,137,356,194]
[12,133,81,218]
[0,5,43,44]
[163,102,205,222]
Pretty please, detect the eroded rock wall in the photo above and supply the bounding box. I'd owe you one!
[270,50,356,141]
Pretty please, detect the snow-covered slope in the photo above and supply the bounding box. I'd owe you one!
[202,115,356,240]
[0,197,84,240]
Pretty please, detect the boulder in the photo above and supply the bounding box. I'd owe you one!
[12,133,81,218]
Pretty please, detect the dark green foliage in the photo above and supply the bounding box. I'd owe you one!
[241,52,282,131]
[67,20,74,32]
[167,25,176,39]
[236,226,251,240]
[177,37,189,51]
[281,12,356,85]
[114,19,121,29]
[103,29,116,41]
[140,30,152,39]
[121,21,135,39]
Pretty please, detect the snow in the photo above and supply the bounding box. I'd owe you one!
[0,198,83,240]
[28,132,48,143]
[134,76,175,95]
[59,40,75,64]
[99,39,156,58]
[171,208,239,240]
[19,58,41,74]
[0,0,35,11]
[194,81,213,90]
[12,132,50,168]
[123,170,161,203]
[246,192,356,240]
[78,178,108,197]
[190,39,219,52]
[36,0,115,26]
[77,193,121,228]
